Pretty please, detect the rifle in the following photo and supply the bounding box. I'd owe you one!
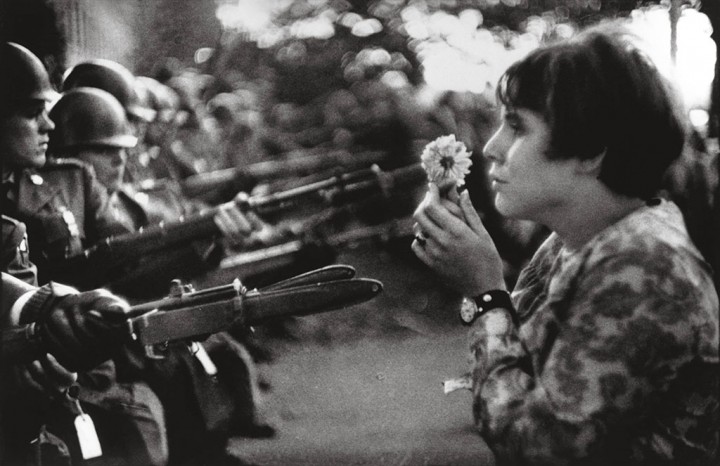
[49,163,426,287]
[136,149,389,200]
[3,265,382,366]
[194,216,416,289]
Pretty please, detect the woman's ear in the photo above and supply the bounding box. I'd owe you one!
[575,148,606,177]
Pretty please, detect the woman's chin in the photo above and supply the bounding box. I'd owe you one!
[494,197,526,220]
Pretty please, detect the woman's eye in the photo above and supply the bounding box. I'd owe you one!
[505,121,522,134]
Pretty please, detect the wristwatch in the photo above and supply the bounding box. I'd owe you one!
[460,289,515,326]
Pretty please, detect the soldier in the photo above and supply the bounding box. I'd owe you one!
[48,85,275,465]
[1,44,137,285]
[1,41,168,466]
[134,76,194,183]
[1,271,167,466]
[62,60,214,183]
[47,86,266,295]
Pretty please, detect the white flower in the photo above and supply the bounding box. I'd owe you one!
[420,134,472,187]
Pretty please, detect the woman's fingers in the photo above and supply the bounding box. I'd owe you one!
[459,190,486,236]
[416,185,471,243]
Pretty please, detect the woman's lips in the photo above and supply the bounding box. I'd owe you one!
[491,177,506,190]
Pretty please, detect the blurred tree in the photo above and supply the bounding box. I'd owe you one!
[214,0,679,106]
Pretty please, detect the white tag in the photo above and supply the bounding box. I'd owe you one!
[442,374,473,395]
[191,342,218,376]
[74,414,102,459]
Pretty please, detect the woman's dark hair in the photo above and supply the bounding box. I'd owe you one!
[496,23,686,199]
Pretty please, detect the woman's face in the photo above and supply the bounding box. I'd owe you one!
[482,106,579,223]
[76,146,127,192]
[0,100,55,171]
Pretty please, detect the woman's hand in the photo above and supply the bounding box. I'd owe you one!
[412,183,505,296]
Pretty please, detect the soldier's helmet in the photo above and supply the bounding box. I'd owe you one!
[62,59,156,123]
[136,76,180,124]
[49,87,138,152]
[1,42,55,115]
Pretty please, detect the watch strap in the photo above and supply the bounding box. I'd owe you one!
[461,289,517,326]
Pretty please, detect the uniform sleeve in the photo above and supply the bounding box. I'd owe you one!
[1,217,38,286]
[468,246,706,465]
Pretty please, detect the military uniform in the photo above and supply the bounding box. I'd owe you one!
[100,185,275,464]
[101,183,221,300]
[2,160,168,466]
[3,158,135,286]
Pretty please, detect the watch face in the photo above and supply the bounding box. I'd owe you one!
[460,297,477,324]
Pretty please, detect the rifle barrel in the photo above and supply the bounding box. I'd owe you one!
[57,163,426,283]
[181,150,388,198]
[128,279,243,317]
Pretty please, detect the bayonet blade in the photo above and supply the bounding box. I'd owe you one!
[261,264,356,291]
[131,278,382,345]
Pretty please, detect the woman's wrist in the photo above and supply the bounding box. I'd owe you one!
[467,278,506,298]
[461,288,519,327]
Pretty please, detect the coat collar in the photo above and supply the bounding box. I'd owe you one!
[17,169,62,214]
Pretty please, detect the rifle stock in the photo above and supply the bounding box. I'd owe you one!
[53,163,426,286]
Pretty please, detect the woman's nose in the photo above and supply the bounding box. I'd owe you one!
[482,130,504,164]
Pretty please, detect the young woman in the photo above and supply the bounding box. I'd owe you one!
[412,24,719,465]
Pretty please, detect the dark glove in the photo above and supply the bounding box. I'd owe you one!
[37,288,130,372]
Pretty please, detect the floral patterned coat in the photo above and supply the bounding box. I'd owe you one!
[469,199,719,465]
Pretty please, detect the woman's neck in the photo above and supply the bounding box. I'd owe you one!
[545,186,645,251]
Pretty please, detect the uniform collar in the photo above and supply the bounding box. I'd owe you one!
[16,168,62,214]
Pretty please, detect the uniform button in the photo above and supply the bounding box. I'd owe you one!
[30,174,44,185]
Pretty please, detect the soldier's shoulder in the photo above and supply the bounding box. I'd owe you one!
[38,158,95,184]
[41,157,91,171]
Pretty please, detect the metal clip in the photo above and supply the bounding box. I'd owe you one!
[144,342,168,360]
[168,279,194,297]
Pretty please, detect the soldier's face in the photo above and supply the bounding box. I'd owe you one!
[0,100,55,170]
[76,146,127,192]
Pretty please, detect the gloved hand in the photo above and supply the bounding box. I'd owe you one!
[17,353,78,397]
[213,194,256,245]
[37,287,131,372]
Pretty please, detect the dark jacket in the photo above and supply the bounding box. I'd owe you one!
[3,158,134,285]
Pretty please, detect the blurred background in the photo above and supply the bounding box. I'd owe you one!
[1,1,717,464]
[1,1,715,137]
